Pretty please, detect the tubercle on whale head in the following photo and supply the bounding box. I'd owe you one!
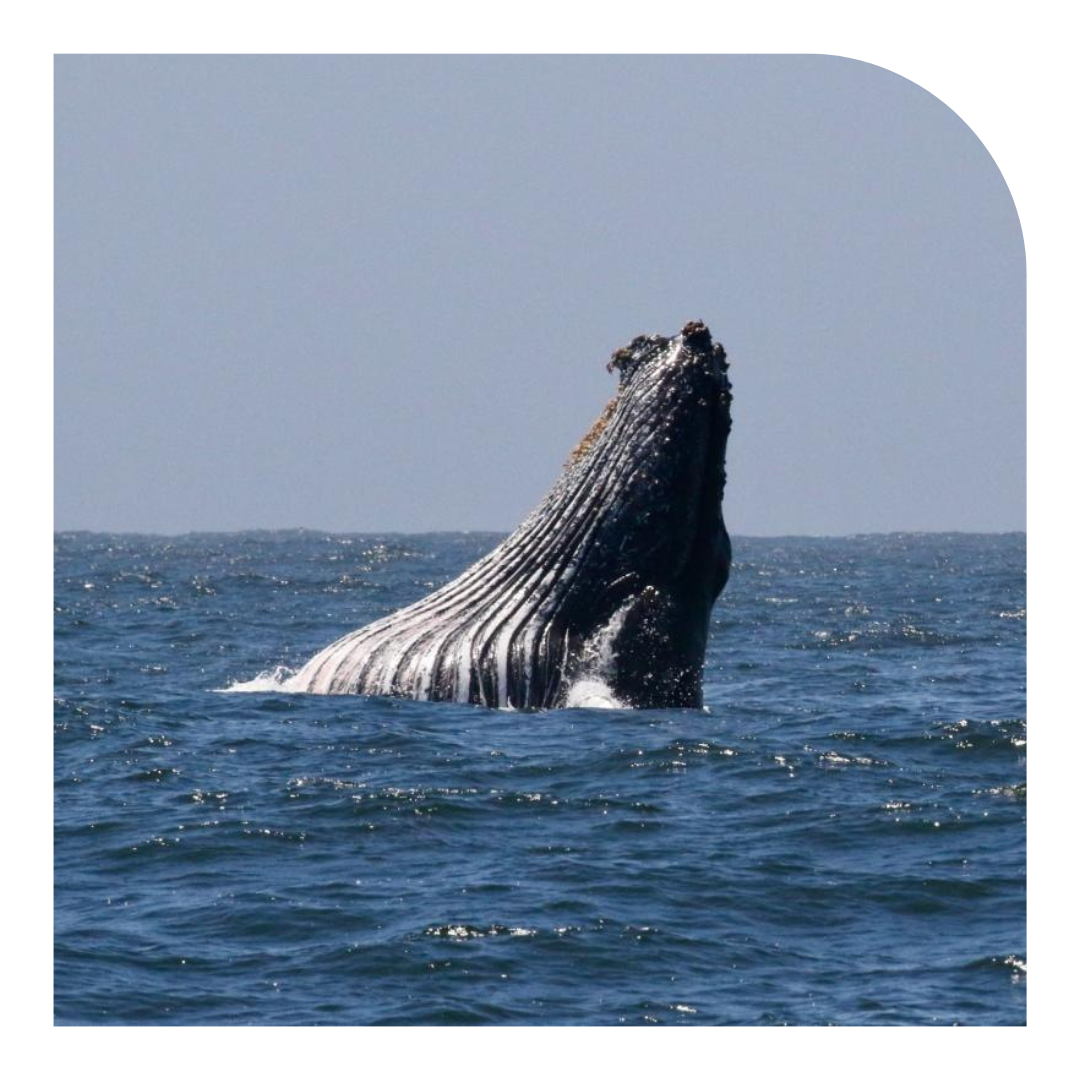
[606,320,730,383]
[568,320,732,472]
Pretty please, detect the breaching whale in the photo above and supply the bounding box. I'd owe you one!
[290,321,733,708]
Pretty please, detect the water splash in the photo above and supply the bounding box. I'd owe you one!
[562,599,634,708]
[217,666,302,693]
[564,677,625,709]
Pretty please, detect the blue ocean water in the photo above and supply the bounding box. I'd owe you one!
[54,531,1026,1025]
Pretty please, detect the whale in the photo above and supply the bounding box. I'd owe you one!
[289,320,733,708]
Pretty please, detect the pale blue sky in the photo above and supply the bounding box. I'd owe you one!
[54,55,1024,535]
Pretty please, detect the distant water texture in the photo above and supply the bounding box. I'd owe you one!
[54,532,1026,1025]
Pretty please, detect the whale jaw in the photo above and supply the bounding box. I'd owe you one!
[290,322,733,709]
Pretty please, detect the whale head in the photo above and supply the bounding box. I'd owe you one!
[538,320,733,707]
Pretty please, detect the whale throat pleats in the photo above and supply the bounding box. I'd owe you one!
[288,322,733,708]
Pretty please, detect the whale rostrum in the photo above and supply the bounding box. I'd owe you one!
[290,321,733,708]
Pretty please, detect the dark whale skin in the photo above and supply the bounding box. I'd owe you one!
[290,321,732,708]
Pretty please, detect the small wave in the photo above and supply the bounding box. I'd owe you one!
[799,620,965,650]
[217,666,303,693]
[937,717,1026,752]
[967,954,1027,980]
[424,923,538,939]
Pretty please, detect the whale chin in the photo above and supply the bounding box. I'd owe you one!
[290,321,733,709]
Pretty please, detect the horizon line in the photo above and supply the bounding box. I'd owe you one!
[54,526,1027,540]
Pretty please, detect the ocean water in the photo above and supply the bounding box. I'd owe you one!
[54,531,1026,1025]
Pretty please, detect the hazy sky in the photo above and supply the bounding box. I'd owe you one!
[55,55,1024,536]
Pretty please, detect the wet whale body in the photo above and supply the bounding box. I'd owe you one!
[290,321,733,708]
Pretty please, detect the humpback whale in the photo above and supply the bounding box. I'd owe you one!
[290,321,733,708]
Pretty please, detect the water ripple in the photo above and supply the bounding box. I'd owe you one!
[54,532,1026,1025]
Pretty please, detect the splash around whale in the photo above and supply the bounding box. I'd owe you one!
[287,321,733,709]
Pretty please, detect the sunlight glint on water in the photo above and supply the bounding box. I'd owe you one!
[54,531,1026,1025]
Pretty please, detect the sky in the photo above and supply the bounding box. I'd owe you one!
[54,54,1024,536]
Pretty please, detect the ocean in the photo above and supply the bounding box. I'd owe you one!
[53,531,1026,1025]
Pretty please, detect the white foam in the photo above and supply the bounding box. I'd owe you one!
[217,666,303,693]
[561,599,636,709]
[564,677,625,709]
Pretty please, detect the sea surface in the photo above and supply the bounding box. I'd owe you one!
[54,531,1026,1025]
